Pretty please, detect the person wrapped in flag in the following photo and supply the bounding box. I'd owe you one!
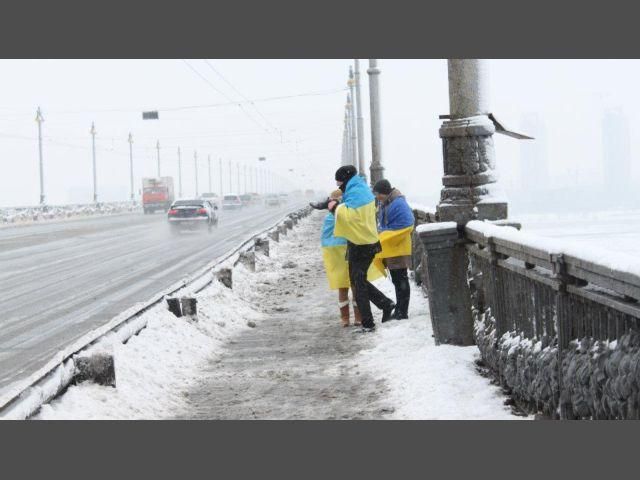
[320,189,385,327]
[311,165,395,332]
[373,179,414,320]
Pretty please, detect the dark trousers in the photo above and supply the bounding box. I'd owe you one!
[389,268,410,318]
[348,243,393,328]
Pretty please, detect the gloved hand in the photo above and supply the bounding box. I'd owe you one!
[309,198,331,210]
[328,200,339,213]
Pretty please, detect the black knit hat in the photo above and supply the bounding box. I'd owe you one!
[335,165,357,183]
[373,179,392,195]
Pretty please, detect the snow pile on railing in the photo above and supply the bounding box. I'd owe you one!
[0,201,140,225]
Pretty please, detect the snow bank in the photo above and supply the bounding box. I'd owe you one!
[33,215,313,420]
[0,201,139,227]
[357,279,521,420]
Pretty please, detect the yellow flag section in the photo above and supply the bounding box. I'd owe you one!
[333,201,379,246]
[376,226,414,259]
[322,244,386,290]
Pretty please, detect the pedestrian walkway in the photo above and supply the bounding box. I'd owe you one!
[175,212,519,420]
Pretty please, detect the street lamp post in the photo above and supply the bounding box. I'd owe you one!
[128,133,134,201]
[354,59,366,180]
[156,140,161,177]
[219,158,223,195]
[90,122,97,203]
[208,154,212,193]
[348,69,358,169]
[36,107,45,204]
[367,59,384,184]
[194,151,199,196]
[177,147,183,197]
[228,159,232,192]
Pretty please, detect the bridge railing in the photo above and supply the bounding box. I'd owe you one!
[464,220,640,419]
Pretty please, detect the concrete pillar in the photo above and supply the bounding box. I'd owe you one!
[437,59,506,224]
[368,59,385,184]
[254,237,270,256]
[268,229,280,242]
[216,268,233,289]
[236,250,256,272]
[278,224,288,236]
[167,297,183,317]
[419,59,506,346]
[180,297,198,318]
[285,219,294,230]
[74,349,116,387]
[418,223,474,346]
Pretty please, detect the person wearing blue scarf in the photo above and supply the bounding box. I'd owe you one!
[310,165,395,332]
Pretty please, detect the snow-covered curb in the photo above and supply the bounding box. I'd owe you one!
[29,213,313,420]
[357,279,523,420]
[0,201,141,228]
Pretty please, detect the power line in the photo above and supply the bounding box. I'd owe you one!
[203,59,280,134]
[181,59,271,135]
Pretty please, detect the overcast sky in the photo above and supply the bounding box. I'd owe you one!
[1,59,639,209]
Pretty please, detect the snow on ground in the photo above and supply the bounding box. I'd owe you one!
[35,210,520,420]
[357,278,521,420]
[34,218,307,420]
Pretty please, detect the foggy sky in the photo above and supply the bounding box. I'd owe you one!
[1,59,639,212]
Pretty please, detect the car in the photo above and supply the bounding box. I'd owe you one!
[199,192,221,209]
[222,194,243,210]
[265,194,281,207]
[167,198,218,234]
[240,194,253,206]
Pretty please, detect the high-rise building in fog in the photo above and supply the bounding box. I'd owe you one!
[519,112,548,190]
[602,108,631,191]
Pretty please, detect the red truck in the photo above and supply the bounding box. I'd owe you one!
[142,177,175,214]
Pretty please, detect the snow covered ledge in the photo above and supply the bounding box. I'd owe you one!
[465,219,640,419]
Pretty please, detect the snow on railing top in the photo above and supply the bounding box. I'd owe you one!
[0,201,139,224]
[466,219,640,299]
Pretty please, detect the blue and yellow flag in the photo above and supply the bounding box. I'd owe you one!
[321,213,384,289]
[333,176,379,246]
[377,226,414,259]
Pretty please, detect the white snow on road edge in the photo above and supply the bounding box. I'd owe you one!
[34,217,313,420]
[357,279,525,420]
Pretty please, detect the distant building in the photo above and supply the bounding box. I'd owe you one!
[519,112,548,190]
[602,108,631,191]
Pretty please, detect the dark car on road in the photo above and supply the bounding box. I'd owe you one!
[167,198,218,234]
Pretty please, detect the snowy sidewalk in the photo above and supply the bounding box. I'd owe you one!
[36,210,519,420]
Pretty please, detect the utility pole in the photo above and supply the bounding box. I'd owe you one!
[219,158,223,195]
[128,132,134,201]
[194,150,199,196]
[236,163,240,193]
[228,159,232,192]
[156,140,161,177]
[354,60,366,179]
[90,122,97,203]
[35,107,45,204]
[348,69,358,169]
[244,164,247,194]
[177,147,183,197]
[367,59,385,184]
[207,154,212,192]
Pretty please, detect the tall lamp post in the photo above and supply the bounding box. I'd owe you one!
[367,59,385,184]
[354,60,366,179]
[128,132,134,201]
[90,122,97,203]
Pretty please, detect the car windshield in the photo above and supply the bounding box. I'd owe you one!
[172,200,204,207]
[223,195,239,201]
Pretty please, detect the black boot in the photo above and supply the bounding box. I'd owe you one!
[381,302,396,323]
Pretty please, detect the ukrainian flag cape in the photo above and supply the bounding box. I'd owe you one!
[321,213,384,289]
[377,226,414,259]
[333,175,379,246]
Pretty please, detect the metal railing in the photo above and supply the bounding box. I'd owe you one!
[465,220,640,419]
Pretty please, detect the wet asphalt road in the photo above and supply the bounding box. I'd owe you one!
[0,203,300,398]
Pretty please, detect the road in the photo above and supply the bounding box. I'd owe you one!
[0,203,301,398]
